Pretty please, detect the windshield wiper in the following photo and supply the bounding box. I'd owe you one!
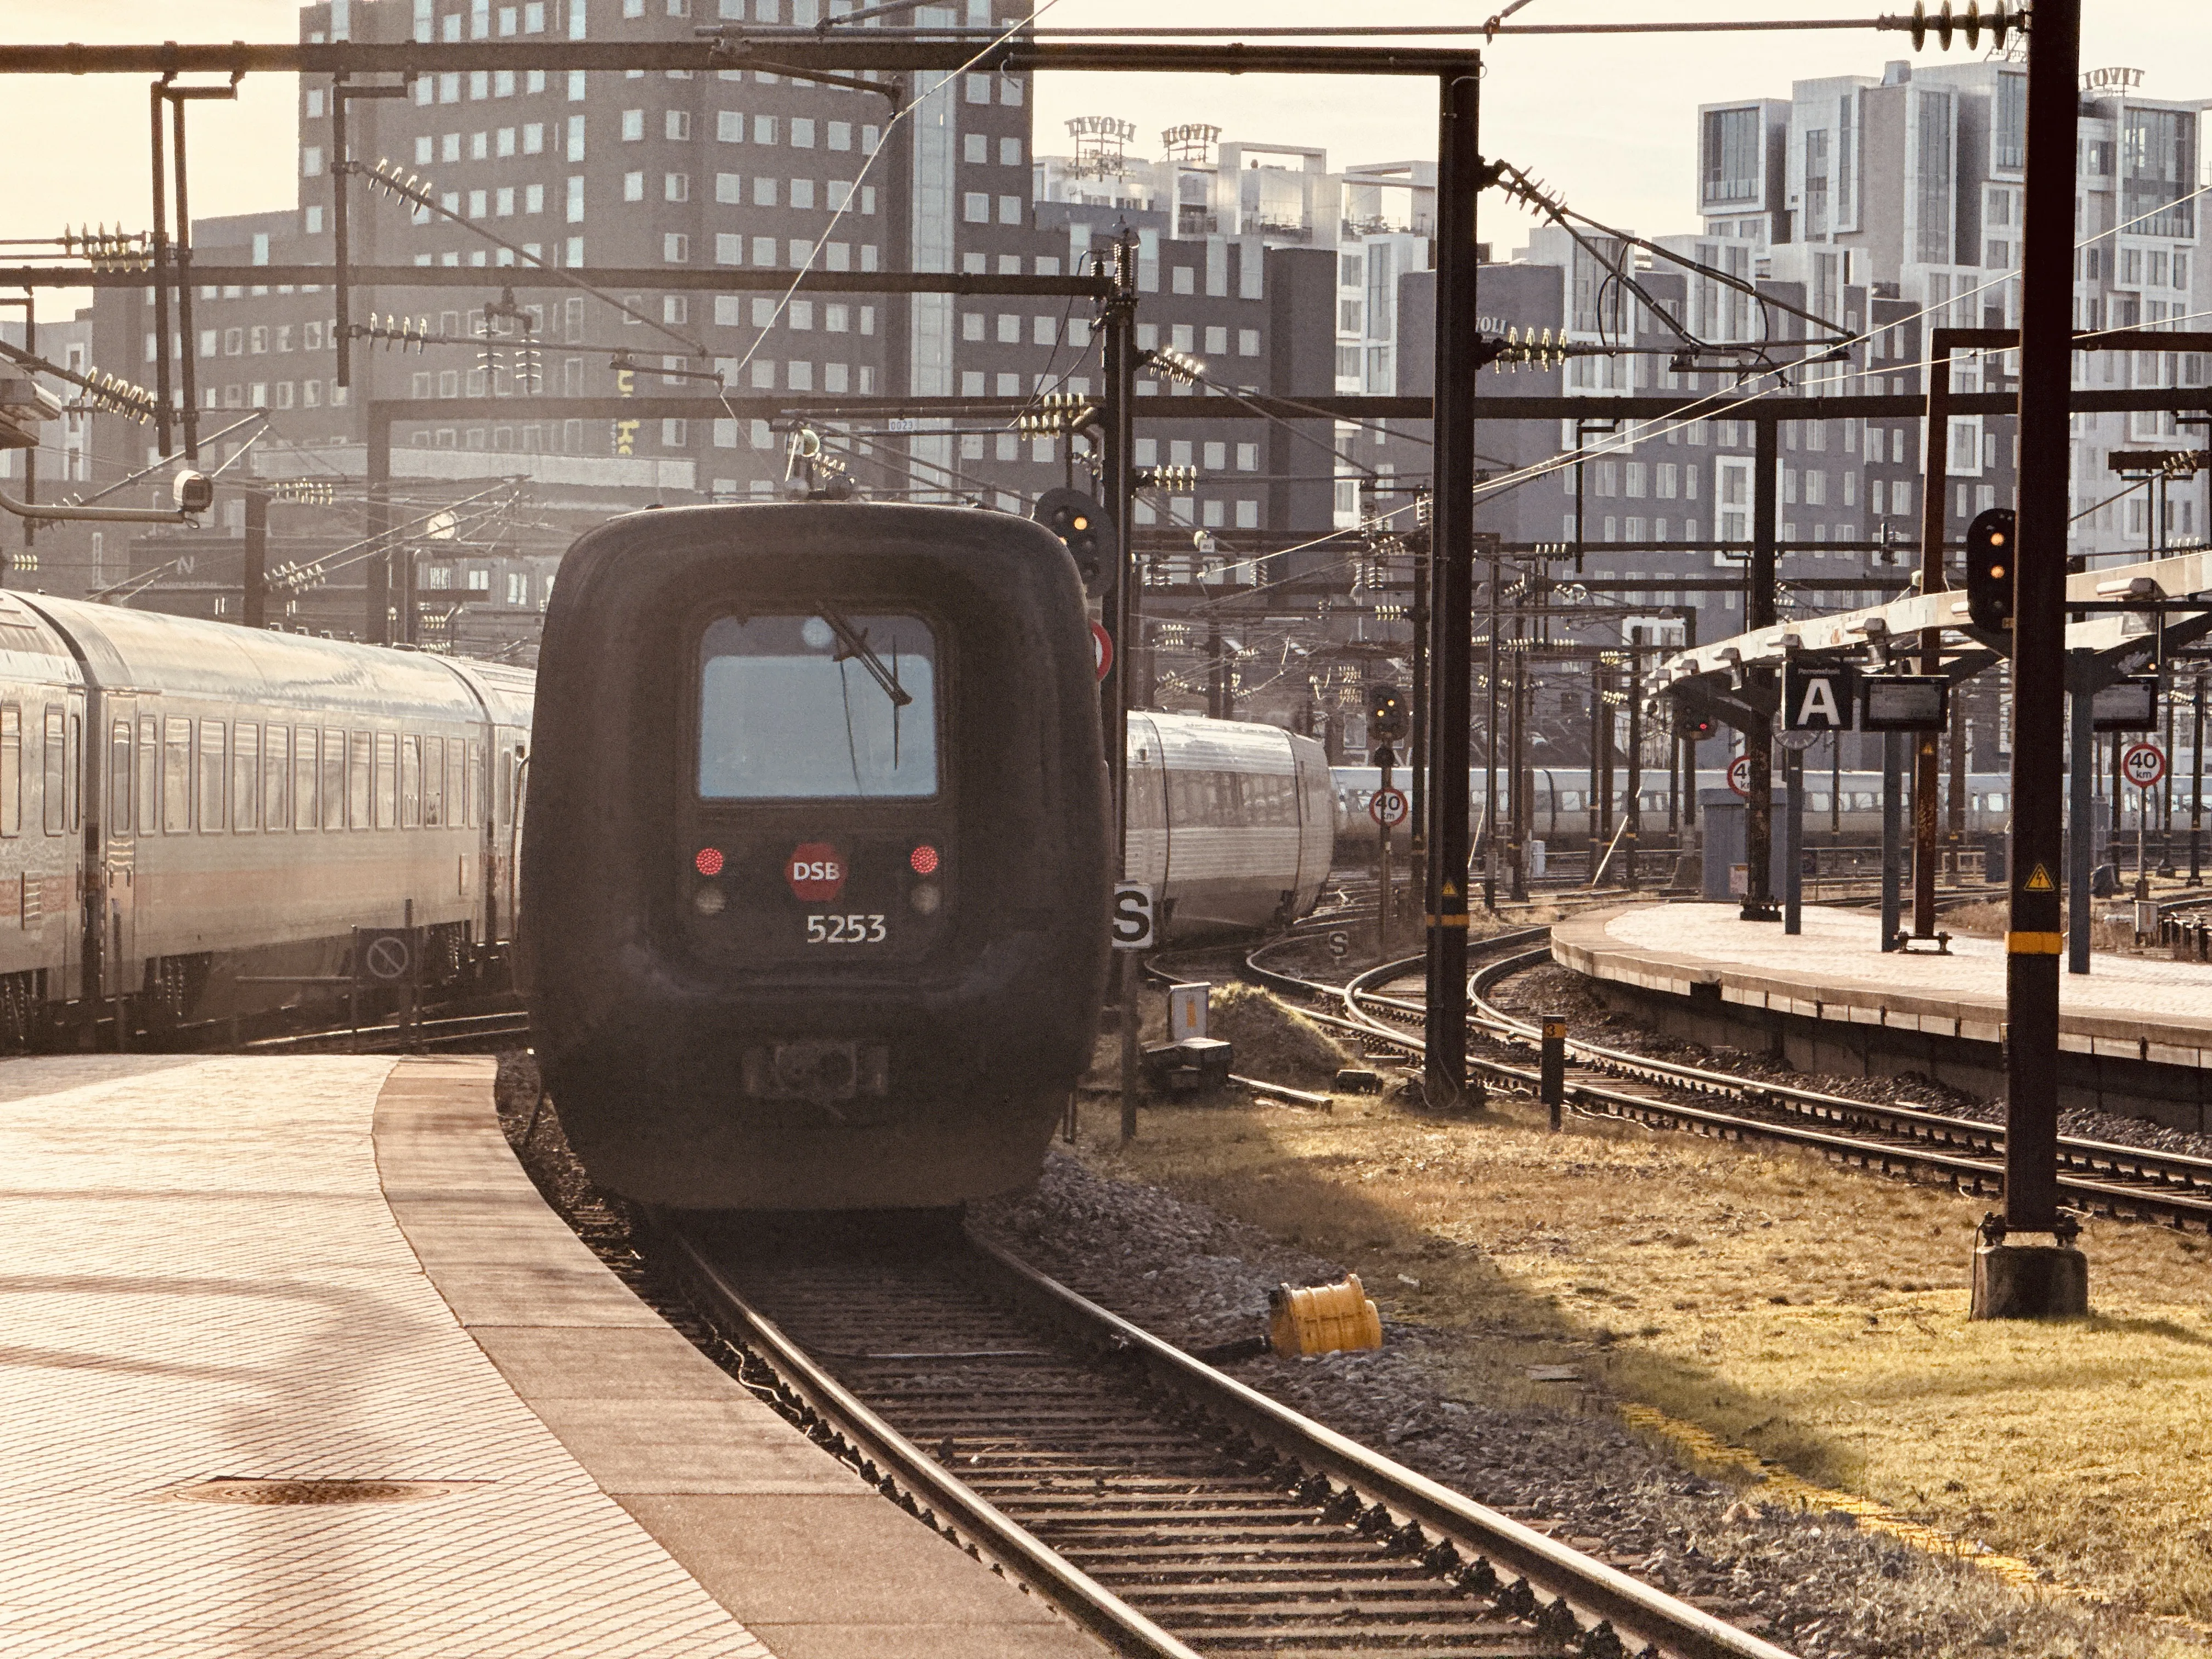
[822,613,913,708]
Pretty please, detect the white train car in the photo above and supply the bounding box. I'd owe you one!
[0,591,533,1047]
[1126,712,1334,940]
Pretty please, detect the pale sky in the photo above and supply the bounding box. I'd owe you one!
[1,0,2205,324]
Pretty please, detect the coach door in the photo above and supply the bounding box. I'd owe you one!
[101,703,135,1005]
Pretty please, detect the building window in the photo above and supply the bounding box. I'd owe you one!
[666,110,691,140]
[963,193,989,223]
[664,234,689,263]
[622,109,644,140]
[665,172,690,201]
[1700,106,1760,203]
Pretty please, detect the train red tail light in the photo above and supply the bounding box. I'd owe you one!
[695,847,725,876]
[910,844,940,875]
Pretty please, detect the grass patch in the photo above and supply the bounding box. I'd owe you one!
[1076,1092,2212,1624]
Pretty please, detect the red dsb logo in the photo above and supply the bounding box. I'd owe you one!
[786,842,847,901]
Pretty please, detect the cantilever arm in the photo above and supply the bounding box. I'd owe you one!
[0,486,198,525]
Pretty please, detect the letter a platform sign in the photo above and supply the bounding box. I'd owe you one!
[1782,662,1857,732]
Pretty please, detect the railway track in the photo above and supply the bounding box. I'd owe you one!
[654,1211,1797,1659]
[242,1006,531,1054]
[1259,933,2212,1234]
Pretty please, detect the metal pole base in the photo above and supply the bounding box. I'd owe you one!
[1970,1241,2089,1320]
[1738,900,1781,923]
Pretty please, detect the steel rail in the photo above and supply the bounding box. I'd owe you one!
[1462,951,2212,1222]
[968,1231,1802,1659]
[657,1209,1799,1659]
[1253,938,2212,1230]
[656,1222,1210,1659]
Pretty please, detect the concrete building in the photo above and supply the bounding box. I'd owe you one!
[1696,57,2210,563]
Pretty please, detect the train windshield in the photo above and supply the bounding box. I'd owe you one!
[698,612,938,799]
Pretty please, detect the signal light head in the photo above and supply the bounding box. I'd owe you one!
[695,847,725,877]
[910,844,940,875]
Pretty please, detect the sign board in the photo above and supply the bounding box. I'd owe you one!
[1781,662,1857,731]
[1167,983,1209,1042]
[1090,620,1114,682]
[1111,882,1156,951]
[1369,788,1409,827]
[356,927,416,984]
[1860,676,1949,732]
[1726,755,1753,797]
[2091,677,2158,732]
[2123,741,2168,791]
[1327,930,1349,961]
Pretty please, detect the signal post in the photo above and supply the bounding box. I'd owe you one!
[1984,0,2088,1318]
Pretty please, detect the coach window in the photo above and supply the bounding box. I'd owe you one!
[263,725,290,832]
[401,735,422,828]
[42,708,64,836]
[67,713,80,831]
[109,721,131,839]
[466,740,482,827]
[232,724,260,832]
[424,736,445,827]
[296,726,321,831]
[163,718,191,832]
[348,731,373,829]
[137,716,158,834]
[0,706,19,837]
[197,721,225,831]
[375,732,399,828]
[697,613,938,799]
[322,730,346,831]
[444,738,464,829]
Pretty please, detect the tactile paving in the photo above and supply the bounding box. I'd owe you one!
[0,1054,773,1658]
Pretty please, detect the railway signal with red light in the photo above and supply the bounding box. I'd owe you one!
[1965,506,2017,630]
[909,844,940,875]
[1682,712,1718,742]
[695,847,725,876]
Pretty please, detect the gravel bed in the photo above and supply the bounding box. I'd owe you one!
[1494,961,2212,1165]
[491,1047,2162,1657]
[973,1152,2153,1659]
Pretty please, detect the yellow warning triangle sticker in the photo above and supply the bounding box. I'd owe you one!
[1442,881,1459,898]
[2025,864,2056,893]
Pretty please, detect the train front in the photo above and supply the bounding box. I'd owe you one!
[524,503,1112,1210]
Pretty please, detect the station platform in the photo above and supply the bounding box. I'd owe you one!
[0,1053,1101,1659]
[1553,903,2212,1127]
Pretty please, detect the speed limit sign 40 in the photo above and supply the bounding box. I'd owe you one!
[1726,754,1754,798]
[1369,788,1409,828]
[2123,741,2168,791]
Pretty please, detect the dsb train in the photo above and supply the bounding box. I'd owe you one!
[1126,712,1334,940]
[523,502,1116,1211]
[0,589,532,1047]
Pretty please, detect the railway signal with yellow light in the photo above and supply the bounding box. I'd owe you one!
[1365,681,1409,744]
[1031,486,1111,596]
[1965,506,2017,630]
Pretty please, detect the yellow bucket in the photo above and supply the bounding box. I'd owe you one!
[1267,1274,1383,1358]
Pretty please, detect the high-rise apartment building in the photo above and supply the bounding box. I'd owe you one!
[1697,58,2209,561]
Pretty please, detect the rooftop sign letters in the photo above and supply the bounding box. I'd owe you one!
[2080,66,2145,94]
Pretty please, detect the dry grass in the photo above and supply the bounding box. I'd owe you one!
[1079,1092,2212,1628]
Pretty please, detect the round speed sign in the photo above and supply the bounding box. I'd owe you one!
[2123,741,2168,791]
[1369,788,1409,828]
[1726,754,1753,798]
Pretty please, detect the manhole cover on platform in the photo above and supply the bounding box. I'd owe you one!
[164,1478,466,1506]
